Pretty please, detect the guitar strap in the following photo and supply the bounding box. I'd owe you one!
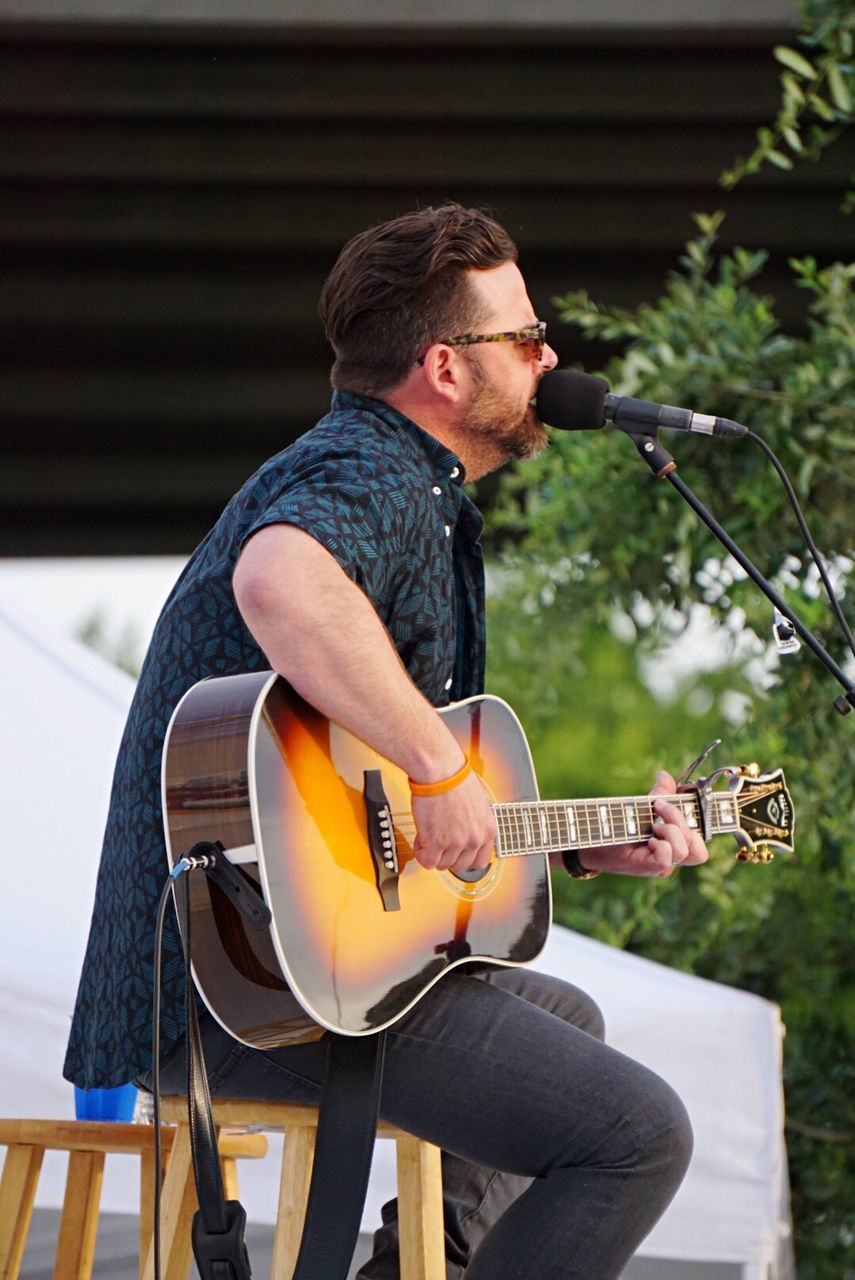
[173,866,387,1280]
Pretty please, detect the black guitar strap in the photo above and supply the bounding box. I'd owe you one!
[289,1032,387,1280]
[173,865,387,1280]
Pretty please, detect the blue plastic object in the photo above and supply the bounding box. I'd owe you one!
[74,1082,138,1122]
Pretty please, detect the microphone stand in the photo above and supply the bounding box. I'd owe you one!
[623,429,855,718]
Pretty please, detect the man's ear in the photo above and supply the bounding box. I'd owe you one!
[421,344,464,405]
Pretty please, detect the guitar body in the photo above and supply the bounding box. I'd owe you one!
[162,672,551,1048]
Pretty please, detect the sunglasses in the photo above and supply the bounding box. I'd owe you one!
[416,321,547,366]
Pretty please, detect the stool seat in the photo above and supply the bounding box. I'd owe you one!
[155,1096,445,1280]
[0,1103,444,1280]
[0,1117,266,1280]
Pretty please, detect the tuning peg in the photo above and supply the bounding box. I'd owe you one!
[740,762,760,778]
[736,845,775,864]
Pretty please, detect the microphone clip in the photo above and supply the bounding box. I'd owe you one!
[624,428,678,480]
[773,608,802,656]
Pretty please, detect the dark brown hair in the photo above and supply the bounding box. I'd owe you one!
[318,204,518,395]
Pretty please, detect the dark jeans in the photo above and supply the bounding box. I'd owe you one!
[144,965,692,1280]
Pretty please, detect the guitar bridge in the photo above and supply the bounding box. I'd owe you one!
[364,769,401,911]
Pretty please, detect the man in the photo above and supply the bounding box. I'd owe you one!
[65,204,708,1279]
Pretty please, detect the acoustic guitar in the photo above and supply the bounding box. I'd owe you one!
[162,671,794,1049]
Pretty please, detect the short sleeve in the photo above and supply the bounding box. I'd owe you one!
[239,450,419,613]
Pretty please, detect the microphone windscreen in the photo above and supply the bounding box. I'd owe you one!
[536,370,609,432]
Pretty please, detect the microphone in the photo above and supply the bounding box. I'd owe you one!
[536,370,748,440]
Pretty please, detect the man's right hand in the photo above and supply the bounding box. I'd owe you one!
[410,770,496,874]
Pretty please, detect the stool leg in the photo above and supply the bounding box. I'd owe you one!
[0,1143,45,1280]
[52,1149,105,1280]
[141,1124,195,1280]
[139,1141,169,1280]
[271,1126,316,1280]
[395,1135,444,1280]
[221,1156,240,1202]
[139,1146,154,1280]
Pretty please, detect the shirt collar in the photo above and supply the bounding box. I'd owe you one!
[331,389,467,486]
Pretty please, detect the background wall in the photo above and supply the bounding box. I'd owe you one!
[1,1,850,556]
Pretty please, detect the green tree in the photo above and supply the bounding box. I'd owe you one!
[488,188,854,1280]
[723,0,854,201]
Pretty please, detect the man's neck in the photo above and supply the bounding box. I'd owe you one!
[382,389,503,482]
[381,389,457,451]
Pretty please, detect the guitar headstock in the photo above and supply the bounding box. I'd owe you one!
[709,764,795,862]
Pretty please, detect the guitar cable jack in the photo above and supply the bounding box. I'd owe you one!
[170,841,222,879]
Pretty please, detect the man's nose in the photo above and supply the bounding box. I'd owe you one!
[541,343,559,371]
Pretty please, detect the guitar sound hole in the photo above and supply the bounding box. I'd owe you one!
[452,866,490,884]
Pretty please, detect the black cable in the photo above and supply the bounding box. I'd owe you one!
[746,429,855,661]
[151,868,181,1280]
[151,850,249,1280]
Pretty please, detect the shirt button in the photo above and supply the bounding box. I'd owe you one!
[450,466,460,479]
[444,678,453,691]
[432,485,442,496]
[444,524,451,537]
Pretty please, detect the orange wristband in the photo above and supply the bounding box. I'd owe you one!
[408,755,472,797]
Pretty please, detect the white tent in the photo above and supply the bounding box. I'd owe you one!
[0,606,791,1277]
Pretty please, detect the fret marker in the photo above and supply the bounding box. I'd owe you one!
[564,806,577,842]
[598,805,611,838]
[624,806,637,835]
[523,812,533,847]
[686,813,698,828]
[539,811,549,844]
[720,803,733,822]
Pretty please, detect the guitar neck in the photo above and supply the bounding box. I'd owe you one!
[493,790,739,858]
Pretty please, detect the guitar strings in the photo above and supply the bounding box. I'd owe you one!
[386,792,719,856]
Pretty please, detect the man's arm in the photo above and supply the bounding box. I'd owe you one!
[232,523,496,874]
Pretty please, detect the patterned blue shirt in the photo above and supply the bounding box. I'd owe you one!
[64,391,486,1088]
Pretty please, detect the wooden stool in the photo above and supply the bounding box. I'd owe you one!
[0,1117,266,1280]
[156,1097,445,1280]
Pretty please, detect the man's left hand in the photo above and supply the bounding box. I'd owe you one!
[576,770,710,877]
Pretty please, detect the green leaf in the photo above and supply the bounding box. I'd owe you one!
[774,45,818,80]
[692,210,726,236]
[827,64,853,113]
[798,454,817,492]
[766,149,795,169]
[809,93,837,121]
[782,72,807,106]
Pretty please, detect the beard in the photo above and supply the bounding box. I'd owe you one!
[461,351,549,473]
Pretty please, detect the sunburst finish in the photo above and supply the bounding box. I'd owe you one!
[163,672,551,1048]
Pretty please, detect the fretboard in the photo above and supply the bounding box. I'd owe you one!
[493,791,739,858]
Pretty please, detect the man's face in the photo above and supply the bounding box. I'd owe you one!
[456,262,558,475]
